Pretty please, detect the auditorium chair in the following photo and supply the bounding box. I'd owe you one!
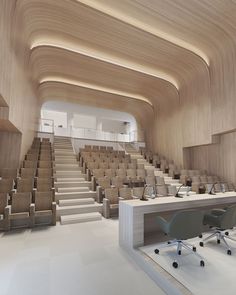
[146,169,155,177]
[116,169,126,179]
[96,177,111,203]
[20,168,36,178]
[1,168,18,179]
[25,154,39,161]
[5,192,34,230]
[32,192,56,226]
[103,187,119,219]
[109,163,119,170]
[137,169,146,181]
[132,187,145,199]
[37,168,53,178]
[36,178,55,199]
[0,179,14,195]
[16,178,34,193]
[156,185,168,197]
[137,164,145,169]
[128,163,137,169]
[38,161,52,168]
[119,187,133,200]
[118,163,128,169]
[167,185,177,196]
[111,176,126,188]
[23,161,38,168]
[99,162,109,169]
[39,154,53,161]
[156,176,165,186]
[91,169,105,191]
[105,169,116,178]
[0,193,8,230]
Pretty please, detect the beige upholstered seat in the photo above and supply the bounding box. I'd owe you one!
[33,191,56,226]
[111,176,125,188]
[137,164,145,169]
[23,161,38,168]
[25,154,39,161]
[126,169,137,180]
[0,193,8,230]
[109,163,119,169]
[16,178,34,193]
[137,169,146,180]
[99,162,109,169]
[38,161,52,168]
[96,177,111,203]
[118,163,128,169]
[156,185,168,197]
[103,187,119,218]
[132,187,145,199]
[1,168,18,179]
[105,169,116,178]
[0,179,14,193]
[119,187,132,200]
[128,163,136,169]
[146,169,154,177]
[20,168,36,178]
[5,192,34,230]
[156,176,165,186]
[116,169,126,178]
[167,185,177,196]
[37,168,52,178]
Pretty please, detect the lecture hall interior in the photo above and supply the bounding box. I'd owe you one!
[1,1,236,294]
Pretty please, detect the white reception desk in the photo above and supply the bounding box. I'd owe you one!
[119,192,236,249]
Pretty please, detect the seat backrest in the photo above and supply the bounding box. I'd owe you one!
[21,168,36,178]
[26,153,39,161]
[168,185,177,196]
[200,175,207,183]
[1,168,18,179]
[132,187,145,198]
[137,164,145,170]
[93,169,105,179]
[116,169,126,177]
[97,177,111,189]
[128,163,136,169]
[24,161,38,168]
[99,162,109,169]
[111,177,124,188]
[11,192,32,213]
[109,163,118,169]
[168,210,204,240]
[127,169,136,177]
[137,169,146,178]
[35,191,53,211]
[36,178,53,191]
[192,176,200,183]
[119,163,128,169]
[146,169,154,177]
[17,178,34,192]
[38,161,52,168]
[156,185,168,196]
[156,176,165,185]
[220,205,236,229]
[0,179,14,193]
[104,187,119,204]
[105,169,116,178]
[119,187,132,200]
[145,176,155,186]
[0,193,8,213]
[37,168,52,178]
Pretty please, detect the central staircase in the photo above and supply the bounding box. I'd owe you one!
[53,137,102,225]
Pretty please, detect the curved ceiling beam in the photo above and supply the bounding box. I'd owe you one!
[30,42,179,90]
[39,77,153,107]
[30,45,178,108]
[77,0,209,66]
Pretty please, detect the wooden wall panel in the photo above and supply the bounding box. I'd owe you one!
[0,132,21,169]
[0,0,39,163]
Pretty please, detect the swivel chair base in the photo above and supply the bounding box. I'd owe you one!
[154,239,205,268]
[200,230,236,255]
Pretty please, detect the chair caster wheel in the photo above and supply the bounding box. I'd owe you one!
[199,242,204,247]
[217,239,221,244]
[227,250,232,255]
[225,232,229,236]
[172,262,178,269]
[178,250,181,255]
[200,260,205,267]
[193,246,197,252]
[154,249,159,254]
[198,234,203,238]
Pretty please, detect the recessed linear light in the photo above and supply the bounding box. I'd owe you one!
[39,77,153,107]
[30,41,179,89]
[77,0,209,66]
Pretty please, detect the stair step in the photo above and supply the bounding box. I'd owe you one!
[54,159,78,164]
[57,185,91,193]
[55,171,83,177]
[60,212,102,225]
[55,181,86,188]
[57,203,103,216]
[55,191,96,201]
[55,164,80,171]
[55,177,85,182]
[59,198,94,206]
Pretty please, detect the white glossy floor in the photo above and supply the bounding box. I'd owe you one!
[140,232,236,295]
[0,219,166,295]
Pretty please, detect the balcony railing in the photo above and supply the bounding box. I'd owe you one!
[38,118,144,143]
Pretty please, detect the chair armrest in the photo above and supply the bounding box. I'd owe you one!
[4,205,11,217]
[30,203,35,228]
[118,197,125,201]
[52,202,57,225]
[91,176,96,191]
[96,186,103,203]
[103,198,110,219]
[156,216,169,234]
[30,203,35,215]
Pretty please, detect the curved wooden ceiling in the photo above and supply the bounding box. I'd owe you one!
[12,0,236,128]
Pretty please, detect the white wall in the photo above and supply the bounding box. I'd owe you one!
[41,101,137,133]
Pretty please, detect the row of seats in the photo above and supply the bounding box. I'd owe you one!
[83,145,114,151]
[0,137,56,230]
